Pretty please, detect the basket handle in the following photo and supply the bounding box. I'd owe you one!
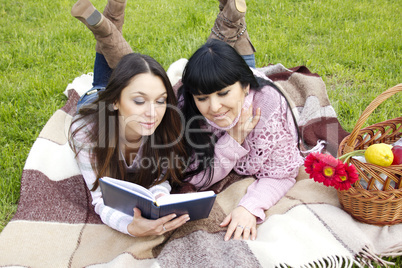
[343,83,402,154]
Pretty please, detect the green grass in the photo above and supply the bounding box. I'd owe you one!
[1,0,401,266]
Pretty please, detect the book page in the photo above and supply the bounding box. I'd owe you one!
[156,191,215,206]
[101,177,155,202]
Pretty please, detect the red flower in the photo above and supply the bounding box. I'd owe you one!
[304,152,360,191]
[332,163,359,190]
[304,152,320,177]
[312,158,345,187]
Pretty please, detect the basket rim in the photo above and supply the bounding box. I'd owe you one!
[340,84,402,154]
[338,116,402,157]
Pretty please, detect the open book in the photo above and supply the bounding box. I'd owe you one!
[99,177,216,221]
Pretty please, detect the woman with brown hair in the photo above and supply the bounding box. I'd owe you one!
[70,0,189,237]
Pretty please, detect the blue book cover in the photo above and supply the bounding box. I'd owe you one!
[99,177,216,221]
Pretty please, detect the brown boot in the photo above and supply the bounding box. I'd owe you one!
[218,0,227,11]
[103,0,127,32]
[71,0,132,68]
[233,17,255,56]
[95,0,127,55]
[72,0,104,55]
[71,0,103,27]
[208,0,255,55]
[95,18,133,68]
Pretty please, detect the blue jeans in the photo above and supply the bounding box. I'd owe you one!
[241,54,256,69]
[77,53,111,111]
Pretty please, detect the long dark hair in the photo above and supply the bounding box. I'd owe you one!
[70,53,187,190]
[178,39,298,187]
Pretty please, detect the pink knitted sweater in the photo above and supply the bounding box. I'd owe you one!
[187,85,304,223]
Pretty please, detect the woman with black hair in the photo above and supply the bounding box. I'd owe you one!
[178,39,304,241]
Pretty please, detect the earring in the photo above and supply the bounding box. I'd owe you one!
[244,85,250,96]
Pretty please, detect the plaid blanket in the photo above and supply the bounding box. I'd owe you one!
[0,64,401,267]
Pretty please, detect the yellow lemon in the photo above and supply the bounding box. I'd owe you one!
[364,143,394,167]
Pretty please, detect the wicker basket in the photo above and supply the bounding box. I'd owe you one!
[337,84,402,225]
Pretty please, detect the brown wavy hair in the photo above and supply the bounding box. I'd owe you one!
[70,53,187,190]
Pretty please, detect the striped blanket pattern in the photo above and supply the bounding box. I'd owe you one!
[0,64,401,267]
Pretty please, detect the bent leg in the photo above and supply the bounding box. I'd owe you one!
[102,0,127,32]
[241,54,255,69]
[72,0,133,69]
[93,52,112,88]
[76,53,109,112]
[209,0,256,68]
[95,0,127,53]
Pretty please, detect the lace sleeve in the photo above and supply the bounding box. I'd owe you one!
[235,94,304,222]
[235,96,302,179]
